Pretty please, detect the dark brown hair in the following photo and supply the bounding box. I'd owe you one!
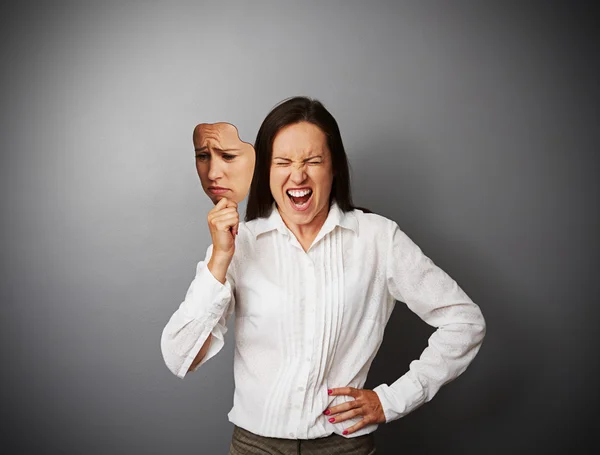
[245,96,355,221]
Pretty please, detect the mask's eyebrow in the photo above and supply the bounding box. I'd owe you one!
[195,146,240,153]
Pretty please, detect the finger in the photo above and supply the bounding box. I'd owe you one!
[209,209,240,224]
[214,216,239,232]
[212,212,239,225]
[209,205,238,217]
[342,416,375,436]
[228,221,239,234]
[325,399,359,416]
[212,210,239,225]
[213,197,229,210]
[326,407,362,424]
[328,387,359,398]
[208,198,235,219]
[209,207,239,222]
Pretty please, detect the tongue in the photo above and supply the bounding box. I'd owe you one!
[291,194,311,205]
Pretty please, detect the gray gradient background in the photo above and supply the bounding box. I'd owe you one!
[1,1,598,454]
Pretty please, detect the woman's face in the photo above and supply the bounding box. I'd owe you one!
[270,121,334,228]
[194,123,255,204]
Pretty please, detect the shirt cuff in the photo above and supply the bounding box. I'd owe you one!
[373,374,426,422]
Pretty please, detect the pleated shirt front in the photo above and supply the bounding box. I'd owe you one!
[161,203,486,439]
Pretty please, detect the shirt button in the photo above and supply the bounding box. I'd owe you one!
[306,357,311,362]
[289,432,295,438]
[295,405,300,410]
[298,386,305,391]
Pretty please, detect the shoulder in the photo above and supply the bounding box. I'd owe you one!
[350,209,419,251]
[351,209,398,237]
[351,210,424,266]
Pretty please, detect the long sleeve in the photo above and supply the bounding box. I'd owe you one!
[373,222,486,422]
[160,244,235,379]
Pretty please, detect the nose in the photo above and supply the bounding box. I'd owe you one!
[290,163,307,184]
[208,157,224,181]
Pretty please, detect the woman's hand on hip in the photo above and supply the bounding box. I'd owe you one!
[323,387,386,435]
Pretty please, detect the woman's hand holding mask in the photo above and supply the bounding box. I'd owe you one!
[206,197,239,283]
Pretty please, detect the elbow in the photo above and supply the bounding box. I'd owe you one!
[474,321,486,346]
[471,311,486,346]
[456,304,487,347]
[477,308,487,338]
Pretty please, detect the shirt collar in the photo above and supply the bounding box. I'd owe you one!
[249,201,358,239]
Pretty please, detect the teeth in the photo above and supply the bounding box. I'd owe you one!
[287,189,312,197]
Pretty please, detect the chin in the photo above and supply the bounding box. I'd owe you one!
[207,194,222,204]
[288,207,317,224]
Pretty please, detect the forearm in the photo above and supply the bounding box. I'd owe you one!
[161,258,234,378]
[189,334,213,371]
[374,303,486,421]
[207,253,232,284]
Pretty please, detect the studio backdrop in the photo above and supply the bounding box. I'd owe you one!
[1,1,597,454]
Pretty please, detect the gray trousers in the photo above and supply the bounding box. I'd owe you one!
[228,425,376,455]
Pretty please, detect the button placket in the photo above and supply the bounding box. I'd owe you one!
[304,255,317,365]
[288,253,315,440]
[301,254,318,439]
[308,251,323,401]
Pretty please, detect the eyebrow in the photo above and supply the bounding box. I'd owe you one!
[272,155,323,161]
[195,146,240,153]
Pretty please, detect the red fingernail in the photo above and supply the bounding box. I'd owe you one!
[343,430,348,435]
[328,389,332,395]
[323,410,330,415]
[329,418,335,423]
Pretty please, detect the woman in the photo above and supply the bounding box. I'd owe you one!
[161,97,486,454]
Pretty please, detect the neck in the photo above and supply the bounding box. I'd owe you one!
[279,205,329,251]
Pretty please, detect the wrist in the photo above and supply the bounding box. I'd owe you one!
[207,254,231,284]
[210,250,233,267]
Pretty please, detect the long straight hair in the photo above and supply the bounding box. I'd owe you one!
[245,96,355,221]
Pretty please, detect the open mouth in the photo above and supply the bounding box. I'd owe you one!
[286,188,313,211]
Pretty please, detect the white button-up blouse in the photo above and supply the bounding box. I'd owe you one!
[161,203,486,439]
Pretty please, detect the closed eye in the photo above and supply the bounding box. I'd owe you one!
[222,154,237,161]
